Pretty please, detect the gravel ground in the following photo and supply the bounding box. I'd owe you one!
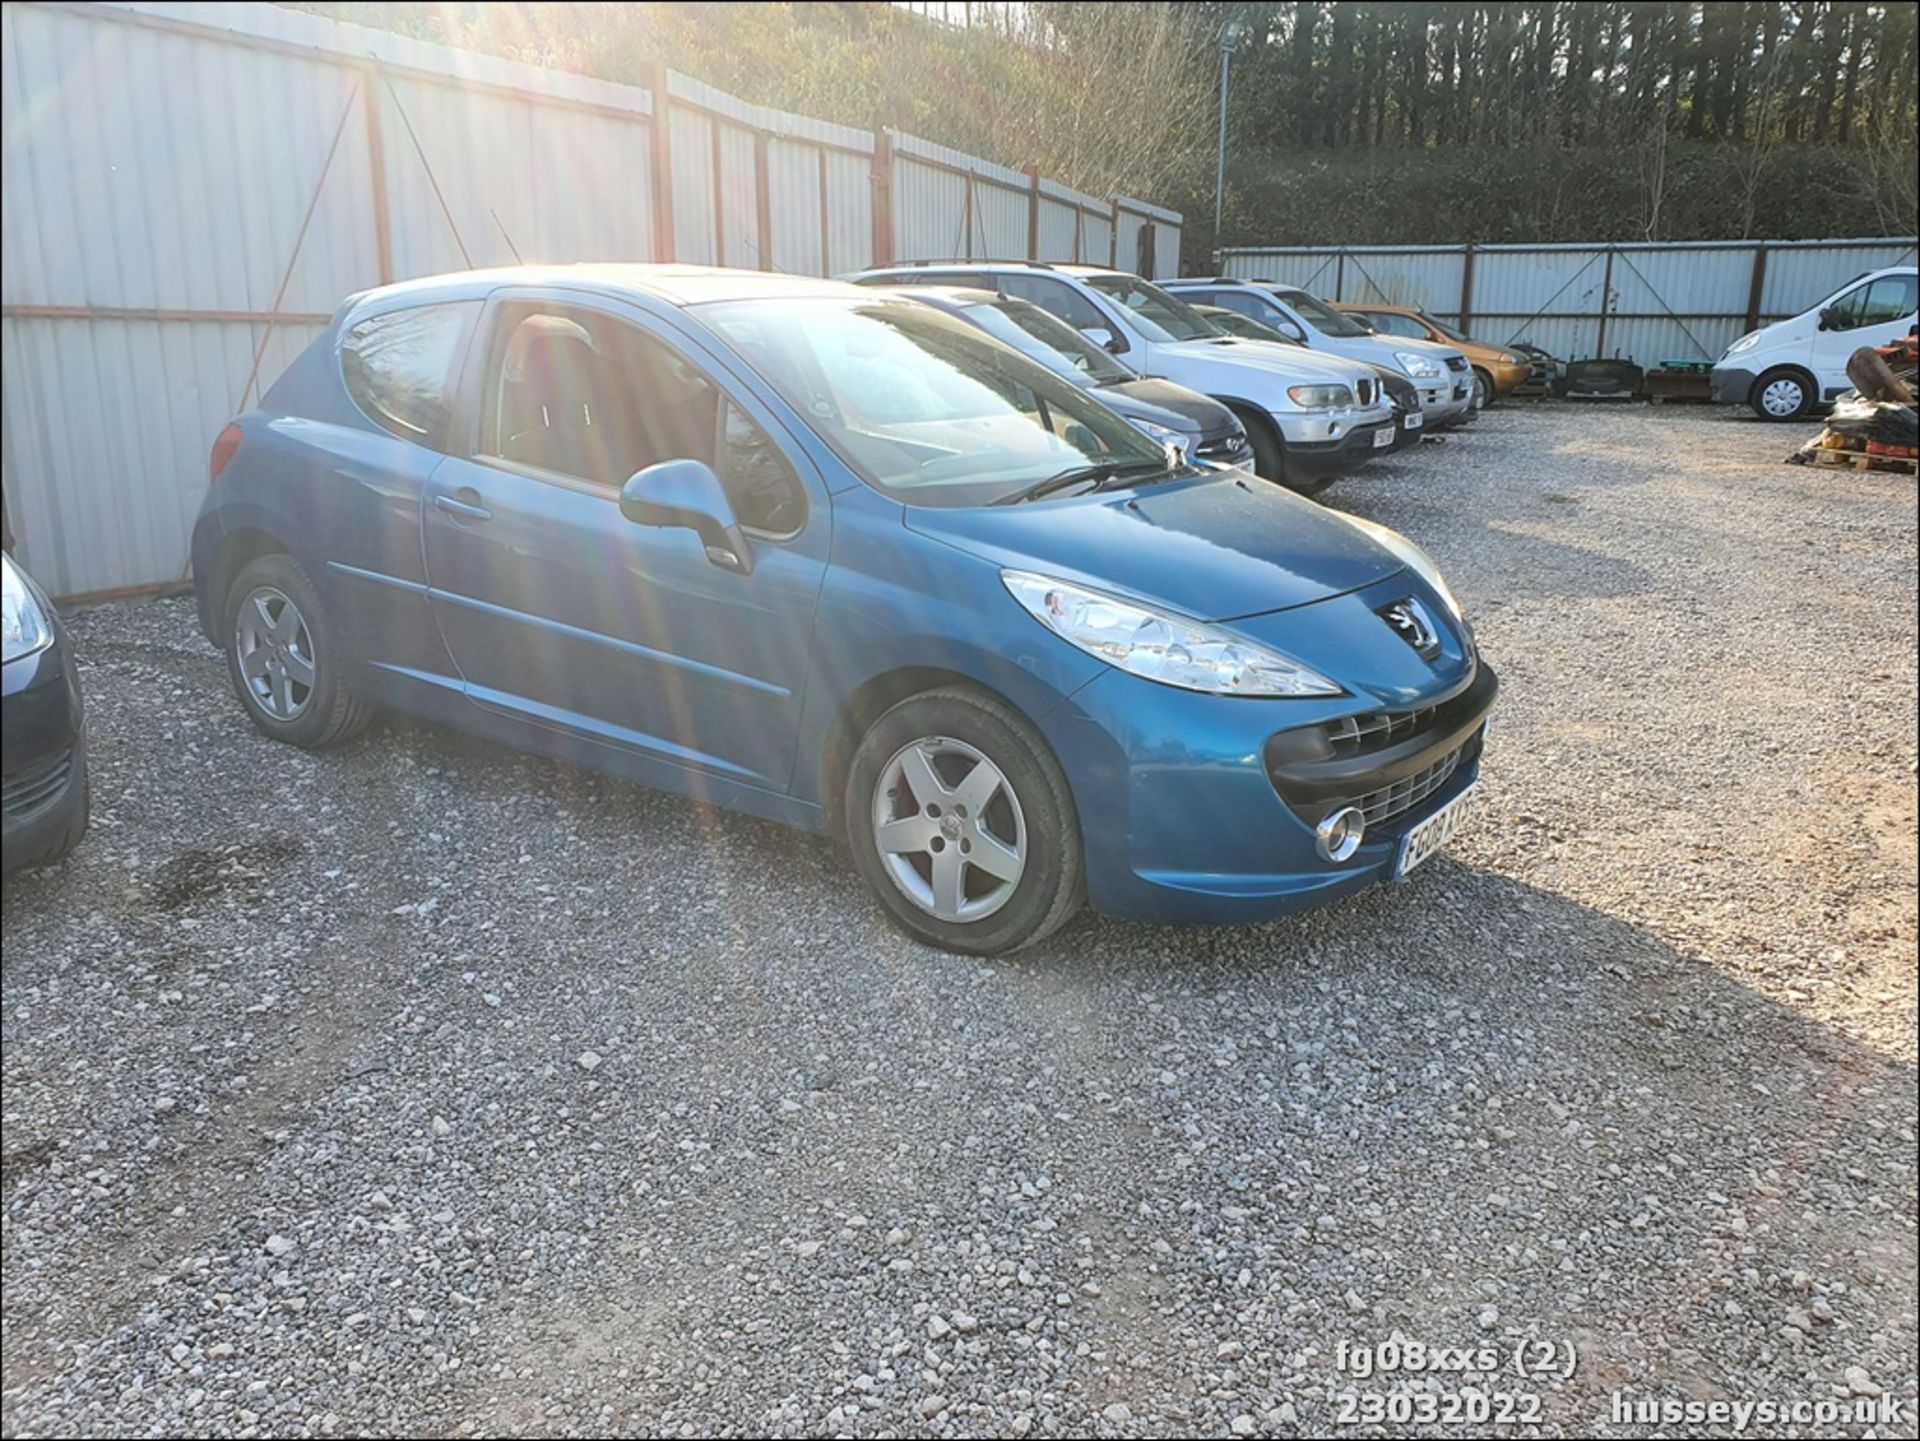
[2,403,1915,1439]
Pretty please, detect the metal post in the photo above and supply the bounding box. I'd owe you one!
[361,65,393,285]
[1025,165,1041,261]
[871,129,895,267]
[754,131,773,272]
[1745,246,1769,332]
[648,61,675,263]
[1596,246,1615,357]
[1335,251,1346,301]
[1212,38,1233,263]
[1459,243,1476,332]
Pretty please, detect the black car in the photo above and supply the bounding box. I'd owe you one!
[2,552,88,874]
[879,285,1256,470]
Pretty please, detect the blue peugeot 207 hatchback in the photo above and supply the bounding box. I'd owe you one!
[191,266,1495,955]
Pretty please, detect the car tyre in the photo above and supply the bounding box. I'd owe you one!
[1750,368,1814,422]
[845,686,1082,956]
[1232,408,1334,496]
[222,553,372,748]
[1470,368,1495,410]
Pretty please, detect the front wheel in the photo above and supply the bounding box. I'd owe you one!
[1470,368,1494,410]
[844,687,1082,955]
[1750,368,1813,422]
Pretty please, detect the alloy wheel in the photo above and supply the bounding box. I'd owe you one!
[234,586,316,721]
[872,736,1026,923]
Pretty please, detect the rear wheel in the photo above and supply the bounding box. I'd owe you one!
[222,553,372,748]
[1750,368,1813,422]
[844,687,1082,955]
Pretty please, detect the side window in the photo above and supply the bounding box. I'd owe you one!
[1371,312,1425,338]
[340,302,478,447]
[1212,290,1264,319]
[998,274,1109,332]
[1831,275,1917,330]
[479,305,805,534]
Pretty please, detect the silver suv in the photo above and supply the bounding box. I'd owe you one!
[1165,279,1474,428]
[850,262,1398,494]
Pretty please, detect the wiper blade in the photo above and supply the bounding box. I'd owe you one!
[992,459,1165,505]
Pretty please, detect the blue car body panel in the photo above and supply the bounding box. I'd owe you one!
[191,266,1494,926]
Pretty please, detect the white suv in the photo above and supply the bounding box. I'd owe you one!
[1165,279,1475,428]
[849,262,1399,494]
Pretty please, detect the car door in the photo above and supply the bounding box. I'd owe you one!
[319,298,481,681]
[420,289,829,793]
[1810,272,1919,396]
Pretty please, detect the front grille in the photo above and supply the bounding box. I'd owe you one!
[1444,355,1468,373]
[1326,705,1439,755]
[2,750,73,822]
[1355,376,1377,406]
[1197,432,1252,463]
[1354,745,1465,828]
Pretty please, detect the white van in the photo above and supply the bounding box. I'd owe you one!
[1712,264,1917,420]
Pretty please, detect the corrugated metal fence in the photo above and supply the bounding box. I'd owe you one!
[1,0,1182,599]
[1220,238,1918,377]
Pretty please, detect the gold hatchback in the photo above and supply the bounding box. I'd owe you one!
[1335,303,1531,409]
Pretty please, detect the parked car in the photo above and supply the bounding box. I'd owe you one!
[875,284,1254,470]
[1333,302,1531,410]
[190,266,1496,955]
[3,551,89,874]
[1164,278,1474,429]
[1711,265,1918,421]
[1191,303,1425,452]
[848,261,1397,493]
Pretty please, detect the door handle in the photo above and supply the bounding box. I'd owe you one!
[434,490,493,522]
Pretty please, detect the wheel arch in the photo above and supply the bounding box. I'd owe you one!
[195,526,290,644]
[818,666,1044,837]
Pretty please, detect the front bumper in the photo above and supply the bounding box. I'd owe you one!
[1710,364,1756,406]
[1485,359,1531,394]
[1045,612,1498,925]
[3,635,89,873]
[1282,417,1401,474]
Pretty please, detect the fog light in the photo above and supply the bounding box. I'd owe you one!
[1315,805,1366,863]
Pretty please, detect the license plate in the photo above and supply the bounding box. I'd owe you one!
[1403,411,1423,430]
[1371,426,1395,448]
[1393,783,1476,880]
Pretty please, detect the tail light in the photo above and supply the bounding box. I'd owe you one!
[209,423,243,482]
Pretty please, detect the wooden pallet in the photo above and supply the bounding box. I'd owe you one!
[1805,445,1919,476]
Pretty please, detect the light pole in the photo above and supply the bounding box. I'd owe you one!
[1213,19,1243,267]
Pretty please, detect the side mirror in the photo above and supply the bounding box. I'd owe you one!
[619,459,753,574]
[1082,326,1123,354]
[1279,320,1307,344]
[1817,307,1836,331]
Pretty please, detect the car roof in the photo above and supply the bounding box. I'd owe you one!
[874,284,1005,309]
[345,263,869,315]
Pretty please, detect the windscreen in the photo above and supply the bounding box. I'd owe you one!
[1082,274,1223,343]
[703,296,1166,508]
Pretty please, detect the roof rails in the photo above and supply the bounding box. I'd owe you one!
[877,257,1055,269]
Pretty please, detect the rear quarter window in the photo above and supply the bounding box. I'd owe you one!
[340,301,480,447]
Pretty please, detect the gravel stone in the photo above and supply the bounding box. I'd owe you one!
[1,406,1914,1437]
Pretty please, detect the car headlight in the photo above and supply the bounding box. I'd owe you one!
[2,552,54,664]
[1502,351,1527,365]
[1725,331,1760,357]
[1129,418,1190,465]
[1003,570,1342,697]
[1395,350,1443,379]
[1286,384,1352,411]
[1337,514,1466,623]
